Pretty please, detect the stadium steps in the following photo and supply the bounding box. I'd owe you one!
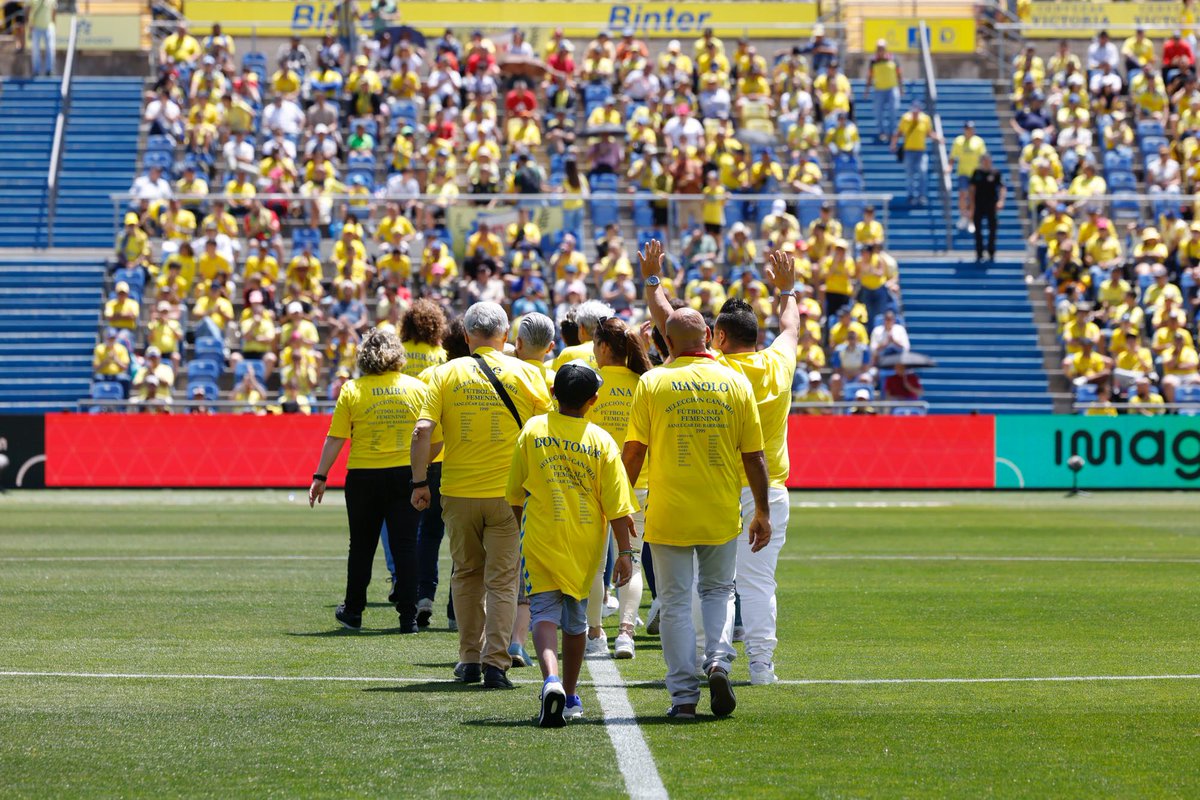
[0,256,105,412]
[900,257,1053,414]
[0,77,61,248]
[49,77,144,248]
[853,79,1023,253]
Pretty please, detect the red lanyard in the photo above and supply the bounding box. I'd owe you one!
[677,350,716,360]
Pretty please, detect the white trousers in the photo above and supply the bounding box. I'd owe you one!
[737,486,789,664]
[652,538,737,706]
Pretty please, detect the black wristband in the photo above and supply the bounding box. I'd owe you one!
[312,473,327,482]
[411,479,429,489]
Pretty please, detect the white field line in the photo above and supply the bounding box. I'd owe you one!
[0,555,343,562]
[779,554,1200,565]
[3,670,1200,689]
[790,501,951,508]
[584,657,670,800]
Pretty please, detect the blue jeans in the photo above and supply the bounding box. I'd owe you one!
[903,150,928,202]
[873,87,899,137]
[31,27,53,76]
[415,463,445,602]
[561,208,583,241]
[862,285,894,327]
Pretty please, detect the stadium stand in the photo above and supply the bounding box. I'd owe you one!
[52,77,145,247]
[1012,25,1200,415]
[0,255,105,412]
[0,77,59,248]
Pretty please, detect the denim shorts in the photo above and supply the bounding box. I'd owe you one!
[529,590,588,636]
[957,174,971,191]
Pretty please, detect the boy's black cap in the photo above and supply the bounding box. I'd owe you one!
[554,361,603,408]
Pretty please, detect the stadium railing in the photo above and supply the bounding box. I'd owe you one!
[76,398,931,415]
[45,13,80,249]
[107,190,897,255]
[991,23,1186,78]
[917,19,954,252]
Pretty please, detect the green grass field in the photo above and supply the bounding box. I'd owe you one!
[1,490,1199,798]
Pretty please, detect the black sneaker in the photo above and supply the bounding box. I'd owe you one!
[483,665,515,689]
[334,604,362,631]
[416,598,433,628]
[398,617,419,634]
[457,663,482,684]
[708,666,736,717]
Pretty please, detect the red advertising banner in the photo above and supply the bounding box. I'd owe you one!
[785,415,996,489]
[44,413,348,488]
[42,412,994,490]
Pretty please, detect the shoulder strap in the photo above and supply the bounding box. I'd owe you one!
[472,353,523,429]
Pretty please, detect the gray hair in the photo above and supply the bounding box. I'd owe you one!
[518,313,556,351]
[357,328,406,375]
[577,300,615,336]
[463,301,510,339]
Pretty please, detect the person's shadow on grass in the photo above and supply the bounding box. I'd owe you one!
[286,627,406,637]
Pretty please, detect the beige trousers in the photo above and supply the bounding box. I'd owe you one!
[442,495,520,671]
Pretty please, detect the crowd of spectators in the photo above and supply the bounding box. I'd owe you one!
[90,19,921,411]
[1013,29,1200,412]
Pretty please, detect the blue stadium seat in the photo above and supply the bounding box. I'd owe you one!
[891,405,927,416]
[1103,150,1132,175]
[796,198,823,229]
[832,153,860,175]
[1074,383,1098,410]
[146,134,175,155]
[348,117,378,139]
[292,227,321,254]
[143,150,174,174]
[1107,170,1137,192]
[1136,120,1165,139]
[192,337,225,364]
[834,172,864,193]
[838,199,866,232]
[187,359,221,382]
[1140,135,1168,157]
[633,199,655,228]
[234,360,265,384]
[391,100,419,129]
[1177,385,1200,415]
[843,382,873,401]
[188,379,220,401]
[90,381,124,400]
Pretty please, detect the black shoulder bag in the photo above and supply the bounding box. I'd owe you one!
[472,353,523,428]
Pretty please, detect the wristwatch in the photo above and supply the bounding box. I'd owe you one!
[645,275,661,288]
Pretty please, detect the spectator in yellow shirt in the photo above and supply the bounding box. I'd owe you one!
[160,23,201,66]
[1084,220,1122,270]
[1128,377,1165,415]
[1062,304,1101,354]
[104,282,140,330]
[1062,338,1111,384]
[892,102,940,205]
[950,121,987,231]
[93,327,132,397]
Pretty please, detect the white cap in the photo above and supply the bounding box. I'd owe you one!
[286,301,303,314]
[813,23,825,36]
[772,199,786,214]
[668,39,680,50]
[808,370,822,383]
[876,38,888,48]
[854,388,870,400]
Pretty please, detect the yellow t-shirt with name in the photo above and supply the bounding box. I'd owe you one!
[401,341,447,379]
[506,412,638,599]
[329,371,441,469]
[950,134,987,177]
[419,347,553,497]
[552,340,597,371]
[898,112,933,151]
[626,357,764,545]
[718,343,797,490]
[588,365,647,490]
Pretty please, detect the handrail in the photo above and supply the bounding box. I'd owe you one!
[918,20,954,251]
[1072,402,1200,414]
[45,13,79,250]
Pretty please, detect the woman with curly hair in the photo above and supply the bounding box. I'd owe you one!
[399,298,449,378]
[583,317,654,659]
[308,327,441,633]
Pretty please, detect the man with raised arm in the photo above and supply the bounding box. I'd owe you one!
[623,251,771,719]
[640,240,799,686]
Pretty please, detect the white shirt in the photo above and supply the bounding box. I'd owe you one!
[870,323,910,354]
[262,99,305,136]
[304,136,338,159]
[223,137,255,170]
[662,115,704,149]
[1057,126,1093,152]
[782,90,814,119]
[262,136,297,160]
[385,173,420,199]
[427,69,461,99]
[835,341,869,373]
[1088,71,1122,95]
[130,175,172,201]
[622,69,661,102]
[1087,41,1120,69]
[463,73,498,96]
[1149,157,1181,188]
[144,98,181,126]
[698,88,731,120]
[192,232,236,264]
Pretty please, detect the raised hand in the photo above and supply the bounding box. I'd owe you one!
[764,250,796,294]
[637,239,665,279]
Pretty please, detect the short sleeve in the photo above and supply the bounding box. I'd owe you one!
[736,379,765,454]
[625,376,651,446]
[418,367,444,422]
[598,440,638,520]
[328,383,354,438]
[768,341,798,378]
[504,429,530,507]
[527,367,553,415]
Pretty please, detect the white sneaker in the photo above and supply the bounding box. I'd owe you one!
[967,221,976,234]
[613,631,635,659]
[585,632,609,658]
[749,661,778,685]
[539,679,566,728]
[955,216,967,231]
[602,593,619,618]
[645,598,661,635]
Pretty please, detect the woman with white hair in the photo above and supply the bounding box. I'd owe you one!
[308,327,439,633]
[551,299,613,369]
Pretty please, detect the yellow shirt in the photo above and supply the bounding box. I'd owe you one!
[552,341,596,371]
[1129,392,1165,415]
[419,347,553,497]
[855,219,885,245]
[377,213,415,243]
[702,185,726,226]
[505,412,638,599]
[244,254,280,285]
[898,112,933,151]
[104,297,140,330]
[588,365,648,491]
[870,58,899,90]
[147,318,182,355]
[718,344,796,489]
[626,357,764,545]
[1069,351,1106,377]
[401,341,447,379]
[950,134,987,177]
[329,372,440,469]
[92,342,131,376]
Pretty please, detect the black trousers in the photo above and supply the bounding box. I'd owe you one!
[343,466,420,621]
[974,207,998,259]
